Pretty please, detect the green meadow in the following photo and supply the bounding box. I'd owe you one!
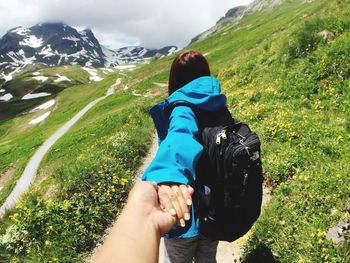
[0,0,349,261]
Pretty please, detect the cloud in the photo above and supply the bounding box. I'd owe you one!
[0,0,254,49]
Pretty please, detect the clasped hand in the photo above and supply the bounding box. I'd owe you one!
[158,183,194,228]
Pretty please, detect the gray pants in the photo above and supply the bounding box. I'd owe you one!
[163,235,218,263]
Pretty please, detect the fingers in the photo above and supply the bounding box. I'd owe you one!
[158,185,177,216]
[158,184,193,227]
[174,185,191,223]
[170,185,186,227]
[187,185,194,195]
[180,185,192,206]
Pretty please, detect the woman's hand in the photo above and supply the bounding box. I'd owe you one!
[158,183,194,227]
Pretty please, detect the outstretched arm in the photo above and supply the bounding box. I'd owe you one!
[94,181,186,263]
[142,106,202,223]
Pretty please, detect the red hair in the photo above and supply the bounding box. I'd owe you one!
[168,50,211,95]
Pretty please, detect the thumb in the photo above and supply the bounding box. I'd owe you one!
[156,211,177,236]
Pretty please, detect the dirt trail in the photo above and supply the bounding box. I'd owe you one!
[0,79,121,217]
[136,134,159,177]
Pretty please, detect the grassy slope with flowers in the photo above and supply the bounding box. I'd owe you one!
[0,0,349,262]
[0,67,158,261]
[211,1,350,261]
[0,67,122,205]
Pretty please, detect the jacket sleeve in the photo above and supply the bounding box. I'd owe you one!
[141,106,203,185]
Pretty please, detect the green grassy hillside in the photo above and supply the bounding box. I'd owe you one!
[0,65,92,121]
[0,0,349,262]
[0,67,119,204]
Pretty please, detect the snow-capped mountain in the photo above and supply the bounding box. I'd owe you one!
[0,23,105,74]
[0,23,178,76]
[103,45,177,67]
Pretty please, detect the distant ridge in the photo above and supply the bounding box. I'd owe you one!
[190,0,284,44]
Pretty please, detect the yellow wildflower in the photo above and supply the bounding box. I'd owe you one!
[9,213,19,221]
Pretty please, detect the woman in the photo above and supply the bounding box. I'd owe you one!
[142,50,227,263]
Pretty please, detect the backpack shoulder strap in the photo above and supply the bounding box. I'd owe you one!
[168,100,198,115]
[167,100,202,130]
[168,100,236,131]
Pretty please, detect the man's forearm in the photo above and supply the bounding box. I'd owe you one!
[95,204,160,263]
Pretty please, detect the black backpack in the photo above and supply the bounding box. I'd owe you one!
[169,101,263,242]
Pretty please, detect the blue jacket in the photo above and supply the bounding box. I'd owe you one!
[141,76,227,238]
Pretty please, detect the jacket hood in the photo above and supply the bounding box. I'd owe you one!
[167,76,226,110]
[149,76,227,141]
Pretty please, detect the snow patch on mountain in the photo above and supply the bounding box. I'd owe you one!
[1,68,22,82]
[1,49,36,78]
[19,35,43,48]
[30,99,55,112]
[54,74,71,82]
[102,46,127,67]
[32,76,48,82]
[114,65,136,71]
[0,93,13,101]
[11,27,30,36]
[79,30,95,47]
[82,67,103,82]
[1,73,14,82]
[168,47,177,56]
[29,111,51,125]
[22,92,51,100]
[39,45,56,58]
[57,48,91,65]
[62,36,80,42]
[102,68,114,74]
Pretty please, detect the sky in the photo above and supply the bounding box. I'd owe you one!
[0,0,254,49]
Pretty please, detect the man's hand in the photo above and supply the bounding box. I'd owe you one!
[158,183,194,227]
[95,181,193,263]
[127,181,178,235]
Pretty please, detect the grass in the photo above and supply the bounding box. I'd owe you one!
[0,97,155,262]
[0,0,349,261]
[214,2,350,261]
[0,66,90,121]
[0,69,120,204]
[0,64,158,261]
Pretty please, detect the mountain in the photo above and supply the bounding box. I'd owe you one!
[103,45,177,67]
[1,0,349,261]
[191,0,284,44]
[0,23,177,77]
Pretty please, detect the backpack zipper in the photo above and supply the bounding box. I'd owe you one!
[215,129,227,180]
[216,129,227,145]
